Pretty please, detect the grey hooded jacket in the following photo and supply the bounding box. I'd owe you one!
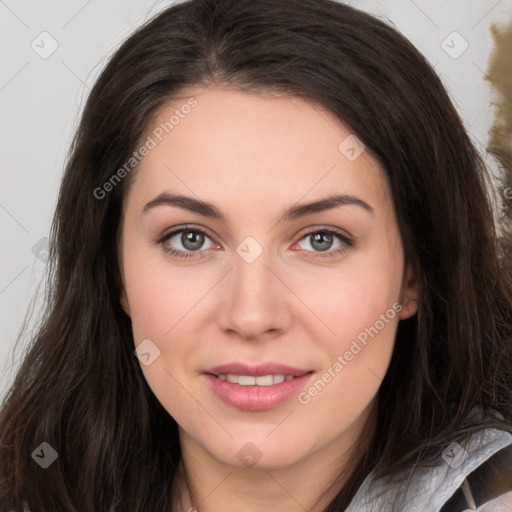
[346,428,512,512]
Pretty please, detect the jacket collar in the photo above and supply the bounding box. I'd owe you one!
[346,427,512,512]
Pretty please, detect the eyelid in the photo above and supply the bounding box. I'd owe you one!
[295,224,353,242]
[158,223,219,244]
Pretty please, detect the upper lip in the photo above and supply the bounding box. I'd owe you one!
[205,363,313,377]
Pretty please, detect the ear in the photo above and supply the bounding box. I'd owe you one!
[118,263,131,317]
[117,238,131,317]
[398,263,419,320]
[120,286,131,317]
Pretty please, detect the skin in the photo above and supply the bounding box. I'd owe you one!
[119,86,419,512]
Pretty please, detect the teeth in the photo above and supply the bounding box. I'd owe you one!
[217,374,295,385]
[239,375,256,385]
[255,375,273,386]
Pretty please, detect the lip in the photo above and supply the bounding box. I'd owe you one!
[203,362,314,411]
[205,362,312,377]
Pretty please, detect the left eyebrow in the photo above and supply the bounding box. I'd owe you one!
[142,191,374,223]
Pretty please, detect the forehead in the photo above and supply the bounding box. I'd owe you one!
[125,87,389,215]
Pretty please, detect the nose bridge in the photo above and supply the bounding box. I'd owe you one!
[234,238,273,301]
[218,234,291,338]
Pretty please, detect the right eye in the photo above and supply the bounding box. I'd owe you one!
[158,226,219,259]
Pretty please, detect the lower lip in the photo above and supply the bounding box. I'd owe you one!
[203,372,314,411]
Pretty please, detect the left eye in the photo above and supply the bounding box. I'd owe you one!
[295,229,348,253]
[158,226,353,260]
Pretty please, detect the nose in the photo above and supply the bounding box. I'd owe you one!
[217,247,293,341]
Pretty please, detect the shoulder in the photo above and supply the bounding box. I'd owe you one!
[442,442,512,511]
[346,427,512,512]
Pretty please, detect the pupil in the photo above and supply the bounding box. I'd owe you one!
[312,232,332,252]
[182,230,204,250]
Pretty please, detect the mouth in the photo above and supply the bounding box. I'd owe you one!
[202,364,315,410]
[204,362,312,379]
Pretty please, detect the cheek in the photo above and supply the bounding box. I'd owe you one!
[122,234,209,342]
[302,276,399,394]
[127,277,184,342]
[290,242,403,412]
[124,265,201,420]
[297,298,399,441]
[294,251,403,345]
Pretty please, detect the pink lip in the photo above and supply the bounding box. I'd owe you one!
[203,362,314,411]
[205,362,311,377]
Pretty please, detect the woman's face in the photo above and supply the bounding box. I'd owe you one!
[119,87,418,470]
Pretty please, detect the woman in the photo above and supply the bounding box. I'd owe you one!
[1,0,511,510]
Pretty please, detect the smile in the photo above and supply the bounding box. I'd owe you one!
[203,366,315,411]
[216,374,295,385]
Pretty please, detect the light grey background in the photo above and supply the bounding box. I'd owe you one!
[1,0,511,401]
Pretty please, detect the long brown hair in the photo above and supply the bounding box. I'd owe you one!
[1,1,511,510]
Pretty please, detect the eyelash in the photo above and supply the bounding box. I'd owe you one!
[156,225,354,260]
